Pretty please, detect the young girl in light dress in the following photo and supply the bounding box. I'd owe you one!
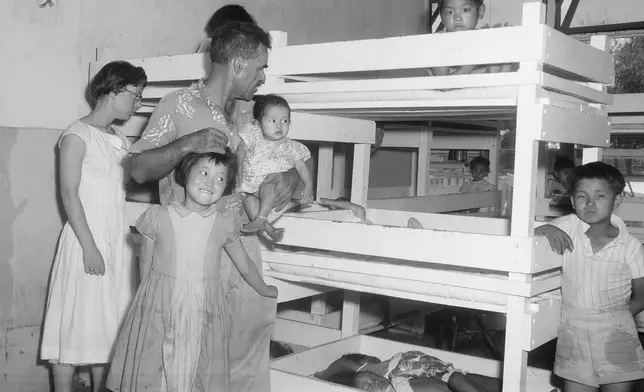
[40,61,146,392]
[236,94,314,240]
[106,148,278,392]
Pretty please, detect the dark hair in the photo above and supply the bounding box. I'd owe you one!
[469,156,490,171]
[553,155,576,173]
[569,161,625,196]
[341,353,380,364]
[174,150,237,195]
[253,94,290,121]
[205,4,257,38]
[210,21,272,64]
[438,0,484,11]
[89,60,147,101]
[326,372,360,388]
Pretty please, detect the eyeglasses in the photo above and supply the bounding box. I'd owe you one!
[124,87,143,102]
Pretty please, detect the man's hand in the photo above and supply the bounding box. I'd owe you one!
[262,170,299,212]
[181,127,229,154]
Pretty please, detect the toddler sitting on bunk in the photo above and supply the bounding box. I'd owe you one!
[534,161,644,391]
[459,156,494,194]
[236,94,314,241]
[315,352,503,392]
[428,0,514,77]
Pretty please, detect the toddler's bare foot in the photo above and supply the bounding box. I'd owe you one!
[241,217,268,234]
[265,226,285,242]
[407,217,423,229]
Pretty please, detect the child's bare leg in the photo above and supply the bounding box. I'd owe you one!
[564,380,598,392]
[52,364,76,392]
[91,364,109,392]
[319,197,367,220]
[242,190,284,241]
[600,381,635,392]
[447,372,495,392]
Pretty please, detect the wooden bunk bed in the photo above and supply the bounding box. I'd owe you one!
[90,1,614,390]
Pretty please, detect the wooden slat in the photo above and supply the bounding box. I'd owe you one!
[609,93,644,115]
[542,25,615,84]
[539,104,611,146]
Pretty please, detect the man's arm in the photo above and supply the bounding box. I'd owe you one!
[262,168,300,211]
[131,128,229,183]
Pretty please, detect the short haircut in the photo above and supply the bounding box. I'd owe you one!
[553,155,576,172]
[438,0,484,11]
[209,21,272,64]
[252,94,290,121]
[89,61,147,101]
[174,149,237,195]
[569,161,626,196]
[469,156,490,171]
[205,4,257,38]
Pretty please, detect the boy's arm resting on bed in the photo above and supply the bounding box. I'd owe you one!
[629,245,644,315]
[534,216,574,255]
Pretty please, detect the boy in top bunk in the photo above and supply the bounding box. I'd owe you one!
[459,156,494,194]
[428,0,513,77]
[534,161,644,391]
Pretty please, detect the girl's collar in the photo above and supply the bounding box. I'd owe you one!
[171,200,218,218]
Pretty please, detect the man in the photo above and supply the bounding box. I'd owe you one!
[129,22,299,392]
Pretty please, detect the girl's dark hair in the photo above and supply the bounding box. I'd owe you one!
[469,156,490,170]
[553,155,575,172]
[89,61,147,101]
[438,0,484,11]
[569,161,625,196]
[205,4,257,38]
[326,372,360,387]
[175,149,237,195]
[253,94,291,121]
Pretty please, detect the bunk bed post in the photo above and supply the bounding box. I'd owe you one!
[333,147,347,198]
[488,132,500,186]
[316,144,334,199]
[503,2,546,392]
[416,124,433,196]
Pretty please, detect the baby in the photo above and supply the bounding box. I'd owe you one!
[429,0,513,77]
[236,94,314,241]
[459,156,494,194]
[317,352,501,392]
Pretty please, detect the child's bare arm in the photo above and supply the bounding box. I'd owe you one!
[235,140,247,183]
[631,277,644,316]
[139,236,155,281]
[224,240,278,298]
[534,224,574,255]
[429,66,451,76]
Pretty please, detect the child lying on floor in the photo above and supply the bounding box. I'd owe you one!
[315,352,501,392]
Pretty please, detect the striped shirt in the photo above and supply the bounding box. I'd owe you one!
[550,214,644,311]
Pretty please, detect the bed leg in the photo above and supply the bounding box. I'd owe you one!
[311,294,332,315]
[502,296,529,392]
[341,290,361,338]
[316,143,334,199]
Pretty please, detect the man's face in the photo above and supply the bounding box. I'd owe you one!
[235,44,268,100]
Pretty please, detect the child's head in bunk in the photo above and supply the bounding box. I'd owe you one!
[553,155,575,194]
[174,148,237,211]
[327,371,391,392]
[438,0,485,33]
[468,156,490,182]
[88,60,147,119]
[253,94,291,142]
[568,161,625,226]
[205,4,257,38]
